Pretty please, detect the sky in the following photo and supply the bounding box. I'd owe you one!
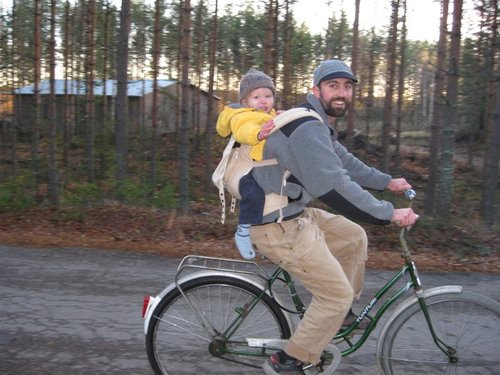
[0,0,474,43]
[291,0,442,41]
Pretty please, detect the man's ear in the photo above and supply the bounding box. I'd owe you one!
[312,85,320,98]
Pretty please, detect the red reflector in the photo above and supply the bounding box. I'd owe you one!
[142,296,151,318]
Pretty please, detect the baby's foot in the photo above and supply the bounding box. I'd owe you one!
[235,224,256,260]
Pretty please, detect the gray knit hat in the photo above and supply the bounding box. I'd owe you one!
[238,69,276,102]
[313,59,358,86]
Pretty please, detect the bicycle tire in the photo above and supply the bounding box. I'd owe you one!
[146,275,291,375]
[377,289,500,375]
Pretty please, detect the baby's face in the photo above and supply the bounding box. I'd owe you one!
[242,87,275,113]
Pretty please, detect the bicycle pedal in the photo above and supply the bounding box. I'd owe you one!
[302,344,341,375]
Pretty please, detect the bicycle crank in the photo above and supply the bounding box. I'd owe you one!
[247,339,341,374]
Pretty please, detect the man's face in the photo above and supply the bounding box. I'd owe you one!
[313,77,354,117]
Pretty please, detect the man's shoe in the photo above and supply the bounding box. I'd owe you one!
[340,309,370,332]
[263,351,304,375]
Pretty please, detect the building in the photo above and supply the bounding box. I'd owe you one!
[13,79,220,135]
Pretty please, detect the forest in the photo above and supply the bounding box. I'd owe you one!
[0,0,498,260]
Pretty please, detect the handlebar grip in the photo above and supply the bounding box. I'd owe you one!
[404,189,416,200]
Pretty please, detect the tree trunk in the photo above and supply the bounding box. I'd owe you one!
[85,0,96,183]
[480,79,499,225]
[102,3,111,129]
[436,0,463,218]
[48,0,59,206]
[204,0,218,196]
[346,0,360,148]
[32,0,42,185]
[365,28,377,141]
[150,0,161,187]
[115,0,131,186]
[263,0,275,76]
[381,0,400,172]
[193,0,205,152]
[10,0,19,178]
[425,0,449,214]
[62,1,71,169]
[480,1,499,225]
[282,0,293,109]
[394,0,408,172]
[178,0,192,215]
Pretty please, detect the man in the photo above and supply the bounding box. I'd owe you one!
[250,59,419,374]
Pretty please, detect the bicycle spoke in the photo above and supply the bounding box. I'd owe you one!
[146,276,290,374]
[378,290,500,375]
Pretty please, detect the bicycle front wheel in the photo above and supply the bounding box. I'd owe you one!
[146,275,291,375]
[377,289,500,374]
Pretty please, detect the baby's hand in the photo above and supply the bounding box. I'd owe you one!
[258,119,276,140]
[276,110,285,115]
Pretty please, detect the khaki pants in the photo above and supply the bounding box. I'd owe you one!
[251,207,368,364]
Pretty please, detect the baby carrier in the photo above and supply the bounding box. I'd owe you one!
[212,107,322,224]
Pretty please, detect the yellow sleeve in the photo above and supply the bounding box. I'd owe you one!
[231,117,262,145]
[215,107,233,137]
[230,112,273,146]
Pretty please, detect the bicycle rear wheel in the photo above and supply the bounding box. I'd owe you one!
[377,289,500,374]
[146,275,291,375]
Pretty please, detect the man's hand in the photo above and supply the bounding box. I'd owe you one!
[257,119,276,140]
[387,178,412,194]
[392,208,419,227]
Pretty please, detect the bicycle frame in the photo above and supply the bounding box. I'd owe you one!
[163,245,423,359]
[164,227,455,360]
[266,253,421,356]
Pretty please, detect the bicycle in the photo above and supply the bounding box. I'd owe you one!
[142,190,500,374]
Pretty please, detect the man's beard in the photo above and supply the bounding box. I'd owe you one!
[320,95,351,117]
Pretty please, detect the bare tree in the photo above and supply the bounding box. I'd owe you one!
[346,0,360,148]
[32,0,42,182]
[425,0,449,214]
[204,0,218,195]
[481,78,499,225]
[381,0,400,171]
[85,0,96,183]
[281,0,293,109]
[115,0,131,187]
[263,0,278,77]
[437,0,463,218]
[62,1,71,169]
[480,0,499,225]
[178,0,192,214]
[150,0,161,187]
[48,0,58,205]
[101,1,113,127]
[364,27,379,141]
[192,0,206,151]
[394,0,408,172]
[9,0,19,177]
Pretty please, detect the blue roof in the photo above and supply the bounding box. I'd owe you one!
[14,79,176,97]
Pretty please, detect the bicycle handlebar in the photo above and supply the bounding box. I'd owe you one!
[404,189,416,201]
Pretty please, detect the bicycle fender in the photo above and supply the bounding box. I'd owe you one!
[376,285,463,354]
[143,270,295,335]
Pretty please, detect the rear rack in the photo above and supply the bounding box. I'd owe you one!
[175,255,271,286]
